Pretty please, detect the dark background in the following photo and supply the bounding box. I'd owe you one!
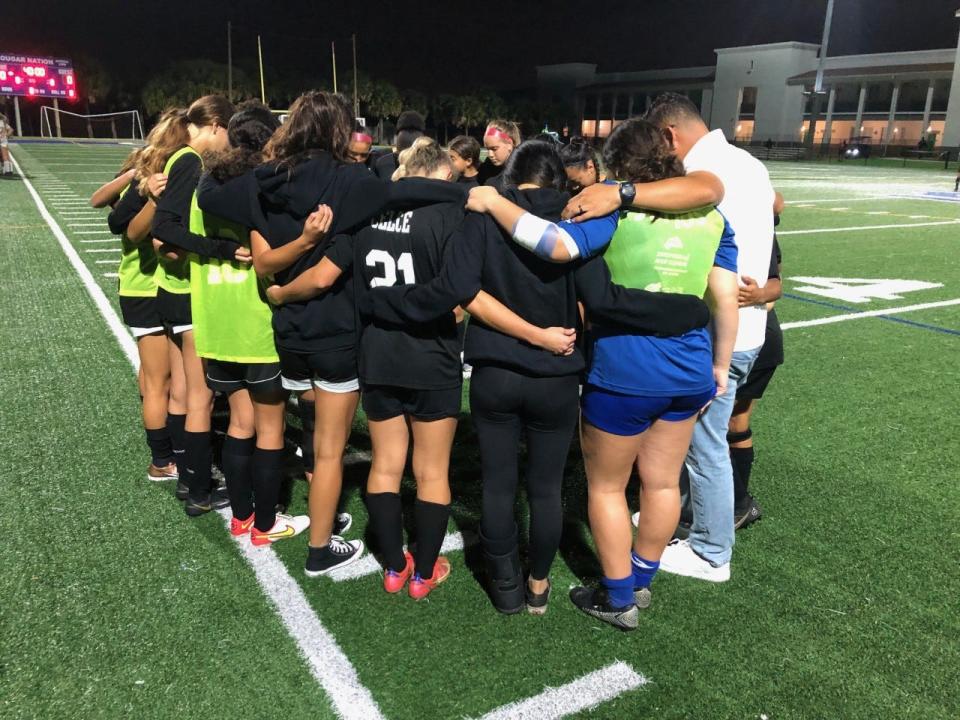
[0,0,957,96]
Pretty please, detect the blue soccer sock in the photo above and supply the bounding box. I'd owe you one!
[631,551,660,590]
[601,575,636,609]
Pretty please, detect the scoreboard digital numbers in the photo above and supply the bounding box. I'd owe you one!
[0,54,76,99]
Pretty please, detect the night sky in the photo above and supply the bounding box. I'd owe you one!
[0,0,957,97]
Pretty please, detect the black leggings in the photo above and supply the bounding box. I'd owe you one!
[470,365,580,580]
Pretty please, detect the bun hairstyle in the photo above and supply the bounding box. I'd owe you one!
[262,90,353,167]
[502,139,566,191]
[448,135,481,170]
[134,107,192,195]
[391,137,452,181]
[602,118,685,184]
[394,110,426,153]
[485,119,521,147]
[559,136,602,181]
[205,100,281,182]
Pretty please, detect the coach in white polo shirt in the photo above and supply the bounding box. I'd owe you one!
[564,92,774,583]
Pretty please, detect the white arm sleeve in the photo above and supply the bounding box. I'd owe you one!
[511,212,581,262]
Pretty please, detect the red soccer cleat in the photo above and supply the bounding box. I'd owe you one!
[408,556,452,601]
[383,551,414,594]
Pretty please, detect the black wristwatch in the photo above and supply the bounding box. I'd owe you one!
[618,181,636,207]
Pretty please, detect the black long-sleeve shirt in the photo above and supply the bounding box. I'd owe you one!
[151,150,242,262]
[107,178,145,236]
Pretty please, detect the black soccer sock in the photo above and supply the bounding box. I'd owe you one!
[252,448,284,531]
[414,499,451,580]
[731,446,756,512]
[183,430,212,501]
[145,427,174,467]
[297,399,316,474]
[365,492,406,572]
[222,435,256,520]
[166,413,187,478]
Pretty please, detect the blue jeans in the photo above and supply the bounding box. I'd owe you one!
[683,347,760,566]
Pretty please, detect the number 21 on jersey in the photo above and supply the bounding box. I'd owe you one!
[366,250,416,287]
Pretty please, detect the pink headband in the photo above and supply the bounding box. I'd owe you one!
[485,127,513,144]
[351,132,373,144]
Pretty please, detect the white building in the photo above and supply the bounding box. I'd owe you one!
[537,33,960,149]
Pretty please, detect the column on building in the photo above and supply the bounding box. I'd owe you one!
[883,83,900,144]
[822,86,837,146]
[941,10,960,147]
[595,93,602,139]
[921,80,935,139]
[626,93,635,119]
[853,84,867,139]
[610,93,618,132]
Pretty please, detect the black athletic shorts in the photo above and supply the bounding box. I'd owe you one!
[156,288,192,333]
[277,346,359,393]
[119,296,164,337]
[362,384,462,422]
[736,364,779,401]
[206,358,284,396]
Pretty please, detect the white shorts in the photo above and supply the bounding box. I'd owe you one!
[280,376,360,394]
[171,323,193,335]
[131,325,165,338]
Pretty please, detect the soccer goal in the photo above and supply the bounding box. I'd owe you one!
[40,106,144,143]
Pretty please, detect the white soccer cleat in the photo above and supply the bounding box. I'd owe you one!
[658,539,730,583]
[250,513,310,547]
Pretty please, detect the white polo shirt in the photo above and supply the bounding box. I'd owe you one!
[683,129,774,353]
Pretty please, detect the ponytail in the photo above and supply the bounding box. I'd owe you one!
[135,108,191,195]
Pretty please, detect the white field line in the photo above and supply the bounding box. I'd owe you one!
[80,239,120,244]
[75,229,117,234]
[103,273,119,278]
[69,222,109,227]
[783,195,932,204]
[329,530,468,582]
[781,298,960,330]
[96,259,118,264]
[12,150,387,720]
[473,662,648,720]
[778,219,960,236]
[85,248,122,253]
[55,170,120,174]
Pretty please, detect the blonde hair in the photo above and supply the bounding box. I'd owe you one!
[135,108,191,195]
[485,119,521,147]
[391,137,452,181]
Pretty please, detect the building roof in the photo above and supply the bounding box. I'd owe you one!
[788,63,955,84]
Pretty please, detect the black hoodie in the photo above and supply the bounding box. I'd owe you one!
[362,187,711,378]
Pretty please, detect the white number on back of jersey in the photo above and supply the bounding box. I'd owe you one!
[366,250,416,288]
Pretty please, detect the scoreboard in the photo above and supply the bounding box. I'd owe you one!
[0,54,76,99]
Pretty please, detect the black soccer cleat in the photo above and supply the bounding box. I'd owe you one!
[183,486,230,517]
[569,586,638,631]
[734,496,763,530]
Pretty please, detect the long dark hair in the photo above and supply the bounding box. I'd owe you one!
[205,101,280,182]
[502,140,566,191]
[262,91,352,166]
[559,136,601,183]
[602,118,685,183]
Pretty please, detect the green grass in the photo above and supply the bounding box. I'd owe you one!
[2,145,959,719]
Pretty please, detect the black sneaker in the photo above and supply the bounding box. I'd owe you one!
[569,586,638,631]
[673,520,691,541]
[734,496,763,530]
[334,512,352,535]
[183,486,230,517]
[525,578,551,616]
[304,536,364,577]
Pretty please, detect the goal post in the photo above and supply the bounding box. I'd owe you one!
[39,106,144,142]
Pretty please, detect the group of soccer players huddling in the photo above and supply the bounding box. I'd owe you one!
[92,88,783,630]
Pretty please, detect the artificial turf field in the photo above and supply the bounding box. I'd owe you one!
[2,141,959,720]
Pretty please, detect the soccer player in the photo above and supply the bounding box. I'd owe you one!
[218,91,390,576]
[448,135,481,188]
[269,138,471,598]
[478,119,520,189]
[191,101,314,544]
[362,140,711,615]
[347,125,374,165]
[559,136,605,194]
[373,110,426,180]
[0,112,12,176]
[559,119,738,630]
[96,128,181,483]
[149,95,244,516]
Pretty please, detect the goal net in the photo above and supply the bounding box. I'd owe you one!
[40,107,144,142]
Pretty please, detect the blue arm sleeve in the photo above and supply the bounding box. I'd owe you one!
[558,209,619,259]
[713,214,738,273]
